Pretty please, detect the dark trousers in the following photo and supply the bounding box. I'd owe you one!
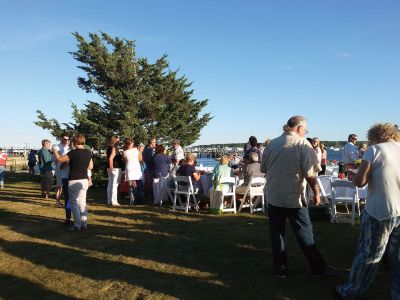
[268,204,327,273]
[130,180,144,204]
[318,165,326,175]
[62,178,71,221]
[144,169,154,196]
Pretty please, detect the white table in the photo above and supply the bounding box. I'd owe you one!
[318,176,368,199]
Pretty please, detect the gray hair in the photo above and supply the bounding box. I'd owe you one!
[283,115,306,132]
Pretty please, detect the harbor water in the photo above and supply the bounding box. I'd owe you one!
[196,149,343,169]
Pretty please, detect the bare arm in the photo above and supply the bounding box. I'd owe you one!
[108,147,116,169]
[88,159,93,170]
[138,150,143,162]
[53,149,70,163]
[305,176,320,206]
[352,160,370,187]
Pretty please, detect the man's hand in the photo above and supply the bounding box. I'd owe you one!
[305,176,321,206]
[312,194,320,206]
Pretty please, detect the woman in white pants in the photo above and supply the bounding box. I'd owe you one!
[107,135,123,206]
[54,133,93,231]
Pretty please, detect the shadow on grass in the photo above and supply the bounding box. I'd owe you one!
[0,273,75,300]
[0,172,390,299]
[0,208,348,299]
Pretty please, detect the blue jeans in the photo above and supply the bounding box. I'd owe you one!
[337,211,400,299]
[0,166,5,187]
[268,204,327,273]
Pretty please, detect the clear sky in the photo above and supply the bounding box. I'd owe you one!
[1,0,399,148]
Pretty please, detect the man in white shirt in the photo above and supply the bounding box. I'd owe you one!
[261,115,338,279]
[171,139,185,166]
[343,134,358,164]
[55,135,70,206]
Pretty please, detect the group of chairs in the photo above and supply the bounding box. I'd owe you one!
[149,173,365,224]
[160,175,267,214]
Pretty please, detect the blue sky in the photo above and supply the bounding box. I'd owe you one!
[1,0,399,148]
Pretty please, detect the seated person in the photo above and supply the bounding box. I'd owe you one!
[210,155,234,195]
[167,159,185,190]
[177,154,201,192]
[236,152,265,194]
[243,136,261,163]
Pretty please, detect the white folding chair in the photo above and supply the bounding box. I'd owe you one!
[218,177,237,213]
[329,179,360,226]
[316,175,333,204]
[237,176,266,213]
[173,176,199,213]
[166,175,176,205]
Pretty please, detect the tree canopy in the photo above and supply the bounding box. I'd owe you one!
[35,32,211,148]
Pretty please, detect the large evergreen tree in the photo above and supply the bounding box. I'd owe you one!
[35,32,211,148]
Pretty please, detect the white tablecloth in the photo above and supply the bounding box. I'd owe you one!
[325,165,339,176]
[200,174,213,196]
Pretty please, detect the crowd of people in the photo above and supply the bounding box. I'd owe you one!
[1,114,399,299]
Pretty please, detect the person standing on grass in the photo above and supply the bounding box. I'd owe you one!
[38,140,54,199]
[54,133,93,231]
[143,137,156,197]
[335,123,400,300]
[123,138,144,205]
[0,148,7,189]
[152,144,171,205]
[27,149,37,175]
[106,135,123,206]
[53,141,72,225]
[54,134,71,206]
[261,115,339,279]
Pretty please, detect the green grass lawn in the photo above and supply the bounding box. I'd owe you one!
[0,172,390,299]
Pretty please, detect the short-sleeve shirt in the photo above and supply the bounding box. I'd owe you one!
[177,163,197,182]
[343,142,358,163]
[362,142,400,221]
[153,154,170,178]
[261,131,321,208]
[67,149,92,180]
[172,146,185,164]
[38,148,54,173]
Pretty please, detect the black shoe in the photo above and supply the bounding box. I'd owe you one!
[64,220,71,226]
[273,266,288,279]
[313,267,340,278]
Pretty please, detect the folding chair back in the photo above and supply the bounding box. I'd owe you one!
[330,179,360,225]
[237,176,266,213]
[218,176,237,213]
[173,176,199,213]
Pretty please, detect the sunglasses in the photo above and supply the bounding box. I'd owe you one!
[63,138,70,141]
